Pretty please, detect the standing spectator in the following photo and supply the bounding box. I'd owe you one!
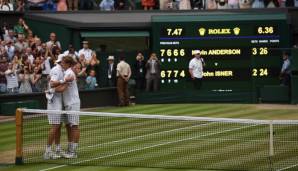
[0,0,14,11]
[19,67,32,93]
[3,29,16,43]
[46,32,61,50]
[116,56,131,106]
[4,40,15,61]
[16,0,25,11]
[25,47,34,64]
[57,0,68,11]
[14,18,29,35]
[145,53,160,92]
[15,34,29,53]
[78,41,92,62]
[279,52,291,86]
[74,63,87,90]
[228,0,239,8]
[134,53,146,90]
[0,56,8,93]
[85,69,97,90]
[106,55,116,87]
[63,44,79,61]
[67,0,78,10]
[179,0,191,9]
[189,50,204,90]
[86,51,100,85]
[5,62,18,93]
[99,0,115,10]
[30,67,42,92]
[141,0,155,9]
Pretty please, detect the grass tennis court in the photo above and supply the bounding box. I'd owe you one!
[1,104,298,171]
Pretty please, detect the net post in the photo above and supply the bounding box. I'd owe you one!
[15,108,23,165]
[269,120,274,157]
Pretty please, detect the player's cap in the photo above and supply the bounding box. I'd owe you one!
[82,41,89,44]
[193,50,201,55]
[107,56,114,60]
[56,54,65,63]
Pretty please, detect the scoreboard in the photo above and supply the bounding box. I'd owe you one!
[151,13,290,101]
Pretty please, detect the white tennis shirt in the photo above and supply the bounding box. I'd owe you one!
[63,68,80,106]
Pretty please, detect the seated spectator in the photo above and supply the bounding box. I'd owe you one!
[252,0,264,8]
[191,0,204,9]
[228,0,239,8]
[14,18,29,35]
[100,0,115,10]
[0,0,14,11]
[74,63,87,90]
[216,0,229,9]
[57,0,68,11]
[16,0,25,11]
[25,47,34,64]
[3,29,16,43]
[179,0,191,9]
[114,0,126,9]
[264,0,279,7]
[18,67,32,93]
[5,62,18,93]
[80,0,94,10]
[30,67,42,92]
[27,0,47,10]
[0,56,8,93]
[67,0,78,10]
[85,69,97,90]
[46,32,61,50]
[142,0,155,10]
[206,0,217,9]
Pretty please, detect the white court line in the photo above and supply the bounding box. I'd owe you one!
[87,122,211,148]
[39,124,257,171]
[277,163,298,171]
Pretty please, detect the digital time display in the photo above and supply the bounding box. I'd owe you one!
[151,13,290,101]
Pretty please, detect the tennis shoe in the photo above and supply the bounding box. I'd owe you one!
[43,151,61,160]
[64,152,77,159]
[56,150,68,158]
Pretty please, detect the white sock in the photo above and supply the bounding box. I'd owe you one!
[68,143,72,152]
[56,144,61,152]
[46,145,52,152]
[73,143,78,151]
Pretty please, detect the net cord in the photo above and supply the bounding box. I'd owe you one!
[21,108,298,125]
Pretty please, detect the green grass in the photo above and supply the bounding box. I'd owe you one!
[1,104,298,171]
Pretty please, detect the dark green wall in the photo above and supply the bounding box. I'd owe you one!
[25,18,72,51]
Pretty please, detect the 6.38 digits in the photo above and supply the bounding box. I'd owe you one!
[160,49,185,57]
[161,70,186,78]
[257,26,274,34]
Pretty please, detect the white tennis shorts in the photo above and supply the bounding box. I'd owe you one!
[47,95,63,125]
[64,103,80,126]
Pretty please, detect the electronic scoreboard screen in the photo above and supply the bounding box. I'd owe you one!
[151,13,290,101]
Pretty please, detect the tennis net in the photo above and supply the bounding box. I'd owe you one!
[16,108,298,171]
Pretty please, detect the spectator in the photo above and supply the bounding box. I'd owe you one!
[145,53,160,92]
[206,0,217,9]
[114,0,126,9]
[19,67,32,93]
[0,0,14,11]
[100,0,115,10]
[4,40,15,61]
[0,56,8,93]
[106,55,116,87]
[14,18,29,35]
[67,0,78,10]
[85,69,97,90]
[63,44,79,61]
[78,41,92,62]
[228,0,239,8]
[25,47,34,64]
[141,0,155,10]
[46,32,61,50]
[5,62,18,93]
[216,0,229,9]
[80,0,94,10]
[191,0,204,9]
[134,53,146,90]
[30,67,42,92]
[264,0,279,7]
[16,0,25,11]
[27,0,47,10]
[252,0,265,8]
[4,29,16,43]
[15,34,29,52]
[179,0,191,9]
[57,0,68,11]
[74,63,87,90]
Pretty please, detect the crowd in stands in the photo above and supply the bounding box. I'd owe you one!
[0,0,297,11]
[0,18,104,94]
